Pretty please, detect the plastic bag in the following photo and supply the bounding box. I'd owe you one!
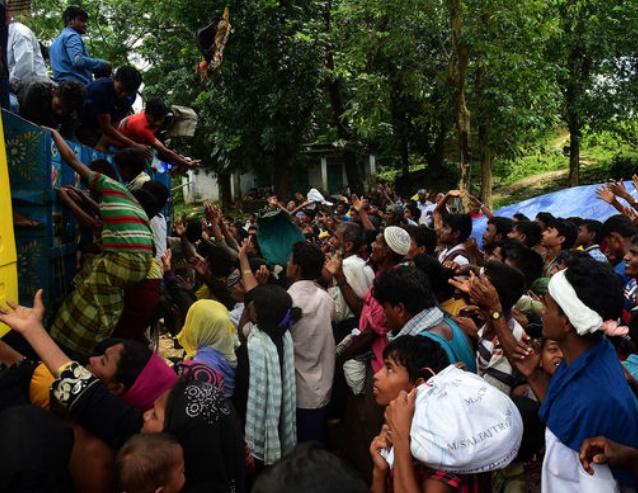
[409,365,523,474]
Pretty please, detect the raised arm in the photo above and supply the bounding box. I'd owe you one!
[0,290,70,375]
[46,127,90,181]
[351,194,376,231]
[433,190,465,232]
[238,238,259,293]
[595,186,625,214]
[468,193,494,219]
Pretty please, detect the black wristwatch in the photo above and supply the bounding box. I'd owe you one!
[490,310,504,321]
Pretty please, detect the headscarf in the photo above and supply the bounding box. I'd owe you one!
[120,352,178,411]
[165,380,246,493]
[178,300,237,366]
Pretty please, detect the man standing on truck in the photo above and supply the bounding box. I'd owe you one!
[50,5,111,86]
[46,127,154,358]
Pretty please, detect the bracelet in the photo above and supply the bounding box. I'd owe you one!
[242,269,252,276]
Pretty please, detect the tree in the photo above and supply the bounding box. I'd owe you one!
[547,0,638,186]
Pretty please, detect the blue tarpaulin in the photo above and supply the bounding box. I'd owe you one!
[470,181,637,242]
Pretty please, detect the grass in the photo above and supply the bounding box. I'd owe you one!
[375,128,638,209]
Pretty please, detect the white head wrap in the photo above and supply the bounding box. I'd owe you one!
[547,268,603,336]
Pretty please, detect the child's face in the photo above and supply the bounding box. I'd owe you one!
[162,449,186,493]
[540,339,563,376]
[373,354,413,407]
[86,343,124,390]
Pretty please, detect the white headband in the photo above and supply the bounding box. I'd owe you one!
[547,268,603,336]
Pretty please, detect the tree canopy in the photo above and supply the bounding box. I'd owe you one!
[27,0,638,201]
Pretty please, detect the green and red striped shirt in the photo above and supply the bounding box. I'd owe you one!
[89,171,155,253]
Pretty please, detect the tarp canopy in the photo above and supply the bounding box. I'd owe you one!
[470,181,637,242]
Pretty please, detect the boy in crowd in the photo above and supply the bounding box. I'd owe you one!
[47,128,154,357]
[287,241,336,446]
[601,214,637,286]
[114,99,199,171]
[508,220,544,256]
[433,190,473,266]
[11,77,86,138]
[575,219,607,263]
[116,433,185,493]
[541,218,577,276]
[482,216,513,257]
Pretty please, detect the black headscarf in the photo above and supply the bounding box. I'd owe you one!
[165,380,246,493]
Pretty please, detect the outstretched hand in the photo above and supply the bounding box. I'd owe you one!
[238,237,251,260]
[0,290,45,335]
[351,194,365,213]
[595,186,616,205]
[607,179,630,201]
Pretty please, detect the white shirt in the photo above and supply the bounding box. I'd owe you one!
[288,280,336,409]
[7,22,48,84]
[150,213,167,261]
[542,428,623,493]
[437,243,470,266]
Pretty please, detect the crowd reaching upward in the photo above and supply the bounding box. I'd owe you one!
[3,4,638,493]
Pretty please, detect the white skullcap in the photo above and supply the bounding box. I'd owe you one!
[384,226,411,256]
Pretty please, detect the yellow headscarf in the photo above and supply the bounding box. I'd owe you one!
[177,300,237,365]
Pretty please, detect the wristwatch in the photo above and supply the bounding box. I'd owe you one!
[490,310,504,321]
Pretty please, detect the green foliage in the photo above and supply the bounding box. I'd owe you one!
[608,153,638,181]
[24,0,638,199]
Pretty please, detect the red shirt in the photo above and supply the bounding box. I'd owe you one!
[113,111,156,147]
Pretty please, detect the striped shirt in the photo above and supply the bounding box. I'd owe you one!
[89,171,154,253]
[477,317,524,395]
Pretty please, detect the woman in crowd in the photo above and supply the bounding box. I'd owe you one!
[177,299,238,397]
[237,284,299,468]
[0,290,247,493]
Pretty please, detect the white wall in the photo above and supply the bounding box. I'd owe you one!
[182,169,220,203]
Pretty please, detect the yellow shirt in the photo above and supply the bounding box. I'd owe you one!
[440,297,467,317]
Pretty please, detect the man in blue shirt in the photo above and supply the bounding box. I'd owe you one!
[50,5,112,86]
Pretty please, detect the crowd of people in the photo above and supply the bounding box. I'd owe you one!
[3,151,638,493]
[3,4,638,493]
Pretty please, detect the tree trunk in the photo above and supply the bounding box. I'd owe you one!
[425,124,447,172]
[217,171,232,209]
[342,148,362,195]
[479,123,494,208]
[450,0,472,191]
[567,118,581,187]
[273,144,295,198]
[324,0,364,194]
